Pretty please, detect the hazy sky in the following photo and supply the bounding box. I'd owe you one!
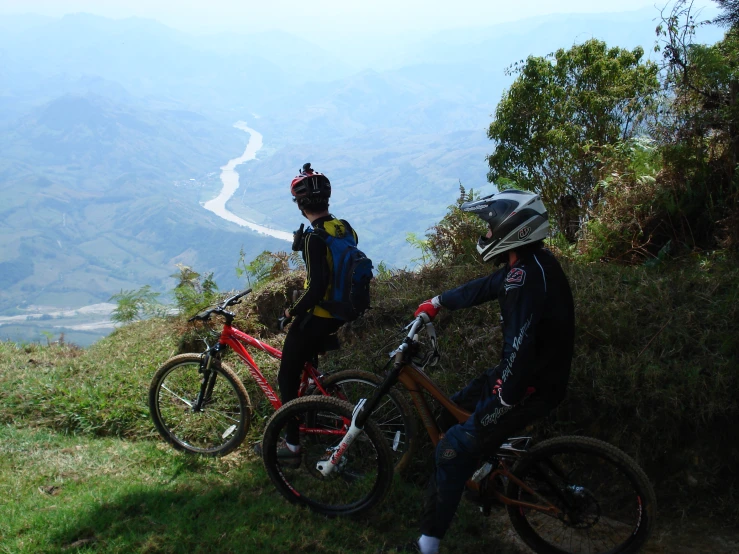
[0,0,719,36]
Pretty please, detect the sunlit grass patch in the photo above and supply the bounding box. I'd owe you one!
[0,425,516,554]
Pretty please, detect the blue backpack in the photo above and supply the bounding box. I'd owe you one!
[309,222,373,321]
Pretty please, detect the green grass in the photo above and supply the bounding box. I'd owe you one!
[1,254,738,551]
[329,254,739,520]
[0,425,517,554]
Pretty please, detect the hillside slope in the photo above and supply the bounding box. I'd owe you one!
[1,252,737,523]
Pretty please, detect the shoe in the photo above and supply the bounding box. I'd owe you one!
[464,475,504,511]
[252,441,302,468]
[277,442,302,468]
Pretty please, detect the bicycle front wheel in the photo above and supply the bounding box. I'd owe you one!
[149,353,252,456]
[262,396,394,517]
[318,369,417,472]
[506,436,656,554]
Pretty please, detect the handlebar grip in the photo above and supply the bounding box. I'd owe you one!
[224,289,252,307]
[236,288,252,300]
[188,312,210,322]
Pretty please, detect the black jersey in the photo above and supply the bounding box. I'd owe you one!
[439,246,574,406]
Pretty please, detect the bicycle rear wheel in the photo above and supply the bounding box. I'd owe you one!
[317,369,417,472]
[262,396,394,517]
[506,436,656,554]
[149,353,252,456]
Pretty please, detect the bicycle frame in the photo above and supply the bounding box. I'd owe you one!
[212,322,329,410]
[320,315,563,516]
[396,358,562,516]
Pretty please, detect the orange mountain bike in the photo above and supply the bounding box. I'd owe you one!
[261,315,656,553]
[148,289,416,469]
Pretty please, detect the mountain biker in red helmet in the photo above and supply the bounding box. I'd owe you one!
[405,190,575,554]
[275,163,359,466]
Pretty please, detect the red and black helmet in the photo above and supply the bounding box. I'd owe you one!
[290,163,331,200]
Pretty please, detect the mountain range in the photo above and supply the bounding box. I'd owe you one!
[0,7,723,344]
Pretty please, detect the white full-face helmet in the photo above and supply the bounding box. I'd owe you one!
[461,190,549,262]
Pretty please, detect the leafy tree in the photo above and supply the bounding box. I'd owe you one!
[655,0,739,248]
[714,0,739,29]
[110,285,162,323]
[40,330,55,346]
[487,39,659,241]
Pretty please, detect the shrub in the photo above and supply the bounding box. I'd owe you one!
[425,185,487,265]
[171,264,219,316]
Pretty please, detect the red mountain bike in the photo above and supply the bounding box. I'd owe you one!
[148,289,416,468]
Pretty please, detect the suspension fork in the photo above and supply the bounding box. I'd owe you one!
[194,343,225,411]
[316,352,406,476]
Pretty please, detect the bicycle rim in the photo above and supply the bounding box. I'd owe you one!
[320,370,416,472]
[506,436,656,554]
[262,396,393,516]
[149,354,250,456]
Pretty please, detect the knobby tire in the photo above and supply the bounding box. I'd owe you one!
[149,353,252,456]
[262,396,394,517]
[505,435,656,554]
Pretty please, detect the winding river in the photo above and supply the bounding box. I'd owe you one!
[202,121,292,242]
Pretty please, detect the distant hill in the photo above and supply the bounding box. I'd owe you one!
[0,13,289,114]
[0,7,725,345]
[0,93,287,329]
[1,94,245,180]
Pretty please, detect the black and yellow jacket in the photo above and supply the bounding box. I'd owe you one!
[289,215,358,319]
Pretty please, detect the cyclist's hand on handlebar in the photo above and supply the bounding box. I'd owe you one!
[414,296,442,320]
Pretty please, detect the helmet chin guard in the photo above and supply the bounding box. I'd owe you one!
[461,190,549,262]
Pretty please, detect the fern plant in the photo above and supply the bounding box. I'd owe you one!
[425,184,487,265]
[109,285,163,323]
[171,264,219,316]
[236,248,303,289]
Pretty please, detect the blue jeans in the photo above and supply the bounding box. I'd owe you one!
[420,395,556,539]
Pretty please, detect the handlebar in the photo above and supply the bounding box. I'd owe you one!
[188,289,252,322]
[354,315,440,430]
[389,314,440,368]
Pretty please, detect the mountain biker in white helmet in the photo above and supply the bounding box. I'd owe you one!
[405,189,575,554]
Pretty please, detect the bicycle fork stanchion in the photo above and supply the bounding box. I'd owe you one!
[316,398,367,476]
[316,316,428,475]
[194,344,224,411]
[315,364,401,476]
[194,352,214,411]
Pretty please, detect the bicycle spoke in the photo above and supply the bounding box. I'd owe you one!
[320,373,416,471]
[262,397,392,516]
[159,385,195,408]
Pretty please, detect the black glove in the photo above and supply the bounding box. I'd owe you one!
[291,223,305,252]
[278,315,293,331]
